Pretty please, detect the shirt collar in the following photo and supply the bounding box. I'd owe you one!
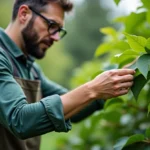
[0,27,35,65]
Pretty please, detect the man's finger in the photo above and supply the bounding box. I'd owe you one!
[117,69,135,76]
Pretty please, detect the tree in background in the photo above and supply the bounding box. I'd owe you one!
[60,0,150,150]
[64,0,111,67]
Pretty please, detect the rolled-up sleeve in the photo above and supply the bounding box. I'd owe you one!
[41,95,71,132]
[33,64,105,125]
[0,49,71,140]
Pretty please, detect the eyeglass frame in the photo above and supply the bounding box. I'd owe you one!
[28,6,67,40]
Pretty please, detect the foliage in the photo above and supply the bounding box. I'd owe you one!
[56,0,150,150]
[64,0,111,66]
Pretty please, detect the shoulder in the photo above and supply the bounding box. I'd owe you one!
[0,47,13,73]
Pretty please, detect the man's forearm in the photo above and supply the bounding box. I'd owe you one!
[61,82,95,120]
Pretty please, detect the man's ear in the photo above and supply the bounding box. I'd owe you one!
[18,5,31,24]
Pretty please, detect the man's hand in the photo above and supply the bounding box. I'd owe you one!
[87,69,135,100]
[61,69,135,119]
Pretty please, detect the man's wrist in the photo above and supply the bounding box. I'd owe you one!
[85,81,97,101]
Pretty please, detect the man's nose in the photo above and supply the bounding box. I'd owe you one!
[50,32,60,41]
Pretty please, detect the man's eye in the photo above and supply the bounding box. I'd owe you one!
[50,24,59,30]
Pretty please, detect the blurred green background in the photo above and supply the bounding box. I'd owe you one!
[0,0,131,149]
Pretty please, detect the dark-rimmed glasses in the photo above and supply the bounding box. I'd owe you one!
[29,6,67,40]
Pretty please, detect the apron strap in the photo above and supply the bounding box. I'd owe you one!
[0,41,39,80]
[0,41,19,77]
[31,67,40,80]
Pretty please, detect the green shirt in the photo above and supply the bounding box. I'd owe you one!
[0,28,104,139]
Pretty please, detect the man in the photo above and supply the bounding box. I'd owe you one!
[0,0,135,150]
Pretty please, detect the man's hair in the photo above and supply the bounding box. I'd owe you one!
[12,0,73,21]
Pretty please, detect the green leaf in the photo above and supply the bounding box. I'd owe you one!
[141,0,150,10]
[115,50,139,64]
[145,128,150,139]
[114,137,129,150]
[115,134,145,150]
[124,12,146,33]
[114,41,130,51]
[95,42,113,57]
[100,27,118,40]
[124,33,147,52]
[115,12,145,33]
[128,61,137,70]
[125,134,145,147]
[123,142,150,150]
[114,50,138,68]
[103,110,121,123]
[145,38,150,53]
[136,54,150,79]
[131,72,150,100]
[95,40,130,57]
[114,0,121,5]
[114,16,127,24]
[104,98,124,110]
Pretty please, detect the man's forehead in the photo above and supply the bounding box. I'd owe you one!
[42,2,65,26]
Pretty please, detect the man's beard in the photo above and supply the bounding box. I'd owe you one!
[22,17,46,59]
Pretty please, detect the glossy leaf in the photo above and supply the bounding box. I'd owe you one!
[104,98,124,110]
[115,50,139,64]
[114,41,130,50]
[126,60,137,70]
[136,54,150,79]
[114,137,129,150]
[127,61,137,70]
[95,41,130,57]
[124,32,147,52]
[114,134,145,150]
[114,16,127,24]
[95,42,113,57]
[124,134,145,147]
[100,27,118,40]
[131,72,150,100]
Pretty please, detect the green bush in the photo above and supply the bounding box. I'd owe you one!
[56,0,150,149]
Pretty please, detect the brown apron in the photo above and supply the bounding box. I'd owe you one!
[0,77,42,150]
